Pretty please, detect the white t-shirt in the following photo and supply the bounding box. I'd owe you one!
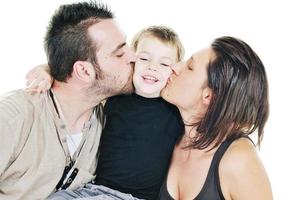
[66,132,83,156]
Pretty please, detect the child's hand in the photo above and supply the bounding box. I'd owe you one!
[25,64,53,93]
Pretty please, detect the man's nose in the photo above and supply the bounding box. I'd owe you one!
[127,46,136,63]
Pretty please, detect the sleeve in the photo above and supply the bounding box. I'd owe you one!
[0,94,24,178]
[0,117,17,177]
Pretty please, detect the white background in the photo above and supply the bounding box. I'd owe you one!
[0,0,301,199]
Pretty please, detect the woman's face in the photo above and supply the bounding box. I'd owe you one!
[161,48,215,112]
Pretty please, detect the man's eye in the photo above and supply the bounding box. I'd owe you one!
[116,53,125,58]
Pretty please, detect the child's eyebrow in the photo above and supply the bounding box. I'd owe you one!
[138,51,150,54]
[160,56,173,60]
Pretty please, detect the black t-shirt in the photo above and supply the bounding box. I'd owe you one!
[94,93,184,200]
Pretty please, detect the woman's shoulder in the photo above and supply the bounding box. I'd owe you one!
[223,137,257,166]
[218,137,272,199]
[220,137,261,179]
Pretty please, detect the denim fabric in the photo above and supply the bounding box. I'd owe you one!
[47,183,143,200]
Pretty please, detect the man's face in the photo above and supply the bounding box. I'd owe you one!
[87,19,135,99]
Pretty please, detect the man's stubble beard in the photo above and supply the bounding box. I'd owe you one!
[118,70,134,95]
[86,64,134,104]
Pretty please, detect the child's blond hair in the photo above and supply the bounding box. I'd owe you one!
[131,25,184,61]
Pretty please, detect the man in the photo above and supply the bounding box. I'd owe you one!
[0,2,135,200]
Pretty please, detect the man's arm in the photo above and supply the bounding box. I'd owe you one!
[0,116,17,177]
[0,93,26,178]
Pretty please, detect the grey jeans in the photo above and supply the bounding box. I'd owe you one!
[47,183,143,200]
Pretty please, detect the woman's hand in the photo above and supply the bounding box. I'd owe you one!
[25,64,53,93]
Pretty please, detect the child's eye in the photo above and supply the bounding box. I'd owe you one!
[116,53,125,58]
[160,63,171,67]
[139,57,149,61]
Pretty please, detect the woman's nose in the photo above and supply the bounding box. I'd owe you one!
[171,62,184,75]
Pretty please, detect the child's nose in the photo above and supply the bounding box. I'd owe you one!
[148,62,158,71]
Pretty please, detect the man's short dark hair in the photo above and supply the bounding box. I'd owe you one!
[44,1,114,81]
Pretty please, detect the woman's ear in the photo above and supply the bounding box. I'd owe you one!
[202,87,212,105]
[73,61,96,82]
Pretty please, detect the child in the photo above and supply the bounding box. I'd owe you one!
[26,26,184,200]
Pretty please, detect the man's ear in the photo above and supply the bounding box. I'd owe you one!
[202,87,212,105]
[73,61,96,82]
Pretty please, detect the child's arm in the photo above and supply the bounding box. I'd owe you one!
[25,64,53,93]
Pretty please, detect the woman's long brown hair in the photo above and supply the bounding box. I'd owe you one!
[188,36,269,150]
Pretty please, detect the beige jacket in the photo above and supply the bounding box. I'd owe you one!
[0,90,104,200]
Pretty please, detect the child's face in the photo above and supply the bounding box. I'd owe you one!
[133,36,178,98]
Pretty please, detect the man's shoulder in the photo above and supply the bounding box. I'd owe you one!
[0,89,45,119]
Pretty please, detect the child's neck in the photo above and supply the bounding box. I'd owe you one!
[134,90,160,98]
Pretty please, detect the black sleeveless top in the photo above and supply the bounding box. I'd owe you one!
[159,135,251,200]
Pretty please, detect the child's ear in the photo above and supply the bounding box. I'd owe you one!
[202,87,212,105]
[73,61,96,82]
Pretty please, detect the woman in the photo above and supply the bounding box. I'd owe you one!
[160,36,273,200]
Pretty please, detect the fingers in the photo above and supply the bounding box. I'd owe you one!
[25,64,51,86]
[25,64,53,93]
[25,69,40,86]
[25,76,53,93]
[39,78,53,93]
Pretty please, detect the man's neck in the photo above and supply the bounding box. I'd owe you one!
[51,83,95,134]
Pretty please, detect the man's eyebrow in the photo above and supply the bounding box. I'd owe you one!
[111,42,126,54]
